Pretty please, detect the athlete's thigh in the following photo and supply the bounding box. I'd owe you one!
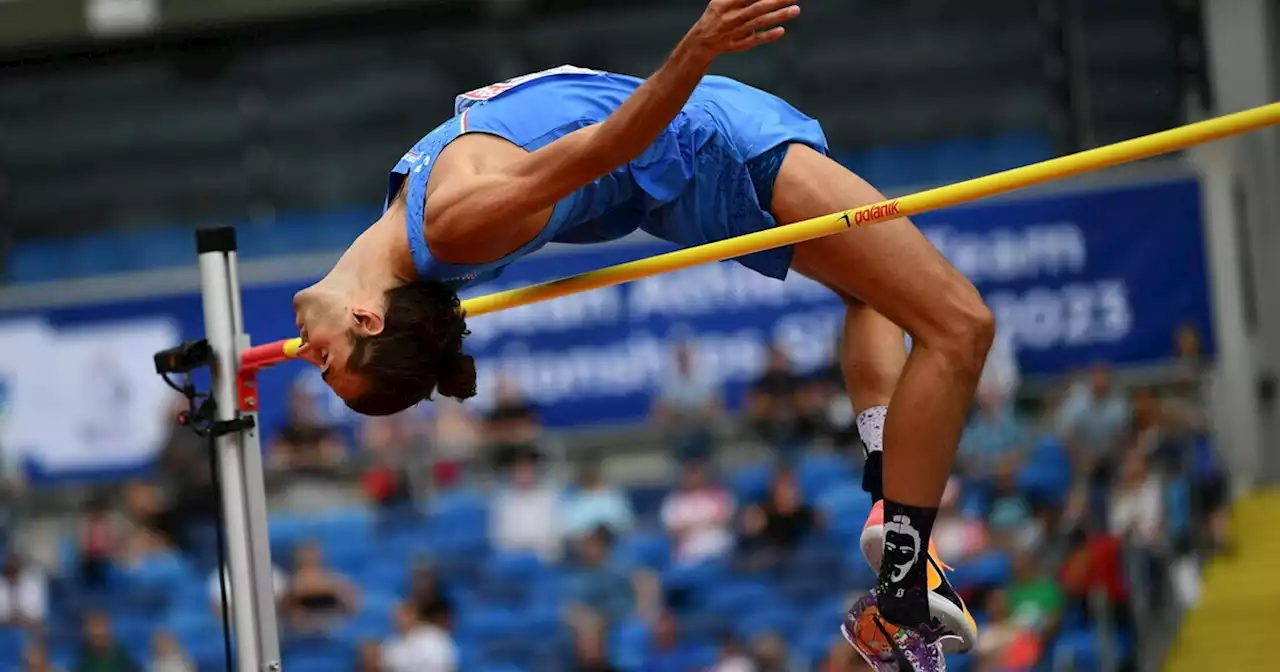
[774,144,979,340]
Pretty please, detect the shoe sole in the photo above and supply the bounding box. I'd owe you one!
[861,522,977,654]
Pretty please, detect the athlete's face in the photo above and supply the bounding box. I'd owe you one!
[292,289,369,402]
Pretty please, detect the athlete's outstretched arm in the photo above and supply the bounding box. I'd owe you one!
[428,0,800,251]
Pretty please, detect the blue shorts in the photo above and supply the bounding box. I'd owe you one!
[624,75,830,279]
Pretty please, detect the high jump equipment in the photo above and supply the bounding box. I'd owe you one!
[157,100,1280,671]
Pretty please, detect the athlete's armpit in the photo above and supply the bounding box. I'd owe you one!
[423,127,603,265]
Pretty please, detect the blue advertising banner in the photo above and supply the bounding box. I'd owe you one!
[1,177,1214,480]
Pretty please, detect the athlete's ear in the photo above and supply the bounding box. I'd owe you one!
[351,307,385,337]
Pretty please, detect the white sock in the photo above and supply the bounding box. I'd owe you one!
[856,405,887,454]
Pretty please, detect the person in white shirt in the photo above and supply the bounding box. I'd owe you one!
[1109,451,1163,547]
[978,327,1020,406]
[490,454,564,562]
[0,555,46,626]
[382,600,458,672]
[660,462,734,566]
[710,637,757,672]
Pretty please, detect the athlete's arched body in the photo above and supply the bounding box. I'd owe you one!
[292,2,990,669]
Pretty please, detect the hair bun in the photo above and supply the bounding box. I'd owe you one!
[436,352,477,400]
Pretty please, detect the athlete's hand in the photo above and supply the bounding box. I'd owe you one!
[688,0,800,56]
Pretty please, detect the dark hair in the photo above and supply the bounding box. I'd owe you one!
[587,524,615,548]
[345,279,477,416]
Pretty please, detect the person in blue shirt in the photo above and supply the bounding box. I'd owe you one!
[291,1,993,667]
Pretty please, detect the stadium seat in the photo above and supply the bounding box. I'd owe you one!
[661,557,729,596]
[842,551,879,590]
[1019,436,1074,506]
[816,482,872,538]
[731,460,775,503]
[616,531,671,570]
[456,607,520,642]
[735,604,801,640]
[0,627,27,663]
[705,580,774,616]
[797,452,852,500]
[950,551,1013,591]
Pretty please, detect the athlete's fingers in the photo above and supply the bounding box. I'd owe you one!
[726,25,785,52]
[740,4,800,33]
[734,0,797,22]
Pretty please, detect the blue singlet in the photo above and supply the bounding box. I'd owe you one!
[387,66,829,290]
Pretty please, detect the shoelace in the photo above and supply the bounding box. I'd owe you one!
[872,614,914,670]
[872,610,948,670]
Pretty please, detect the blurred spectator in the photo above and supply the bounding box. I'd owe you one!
[1108,451,1163,550]
[1006,550,1064,637]
[817,640,871,672]
[931,478,989,564]
[737,467,817,571]
[973,590,1042,672]
[563,464,635,540]
[77,496,119,588]
[0,422,26,547]
[660,462,734,567]
[745,344,804,450]
[750,633,791,672]
[208,564,288,618]
[570,613,621,672]
[282,542,359,634]
[791,379,830,450]
[355,639,383,672]
[74,611,137,672]
[484,376,542,467]
[269,384,348,473]
[0,554,46,627]
[978,327,1021,408]
[23,639,64,672]
[959,386,1031,483]
[154,397,217,542]
[652,342,723,462]
[121,481,191,554]
[146,632,194,672]
[491,453,564,562]
[407,561,453,625]
[381,600,457,672]
[565,527,634,629]
[1109,449,1170,613]
[1129,389,1169,458]
[987,461,1037,552]
[120,526,178,573]
[1057,365,1132,487]
[813,334,853,445]
[1171,323,1209,400]
[644,612,685,672]
[710,637,756,672]
[361,415,418,515]
[1059,529,1136,669]
[428,398,482,488]
[1163,327,1232,552]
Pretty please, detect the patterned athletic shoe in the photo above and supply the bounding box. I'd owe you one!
[841,591,947,672]
[861,500,979,653]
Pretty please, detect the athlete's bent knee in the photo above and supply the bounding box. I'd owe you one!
[918,284,995,378]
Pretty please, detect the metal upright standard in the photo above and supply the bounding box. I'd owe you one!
[193,227,282,671]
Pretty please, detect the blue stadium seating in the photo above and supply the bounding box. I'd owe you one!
[5,430,1126,670]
